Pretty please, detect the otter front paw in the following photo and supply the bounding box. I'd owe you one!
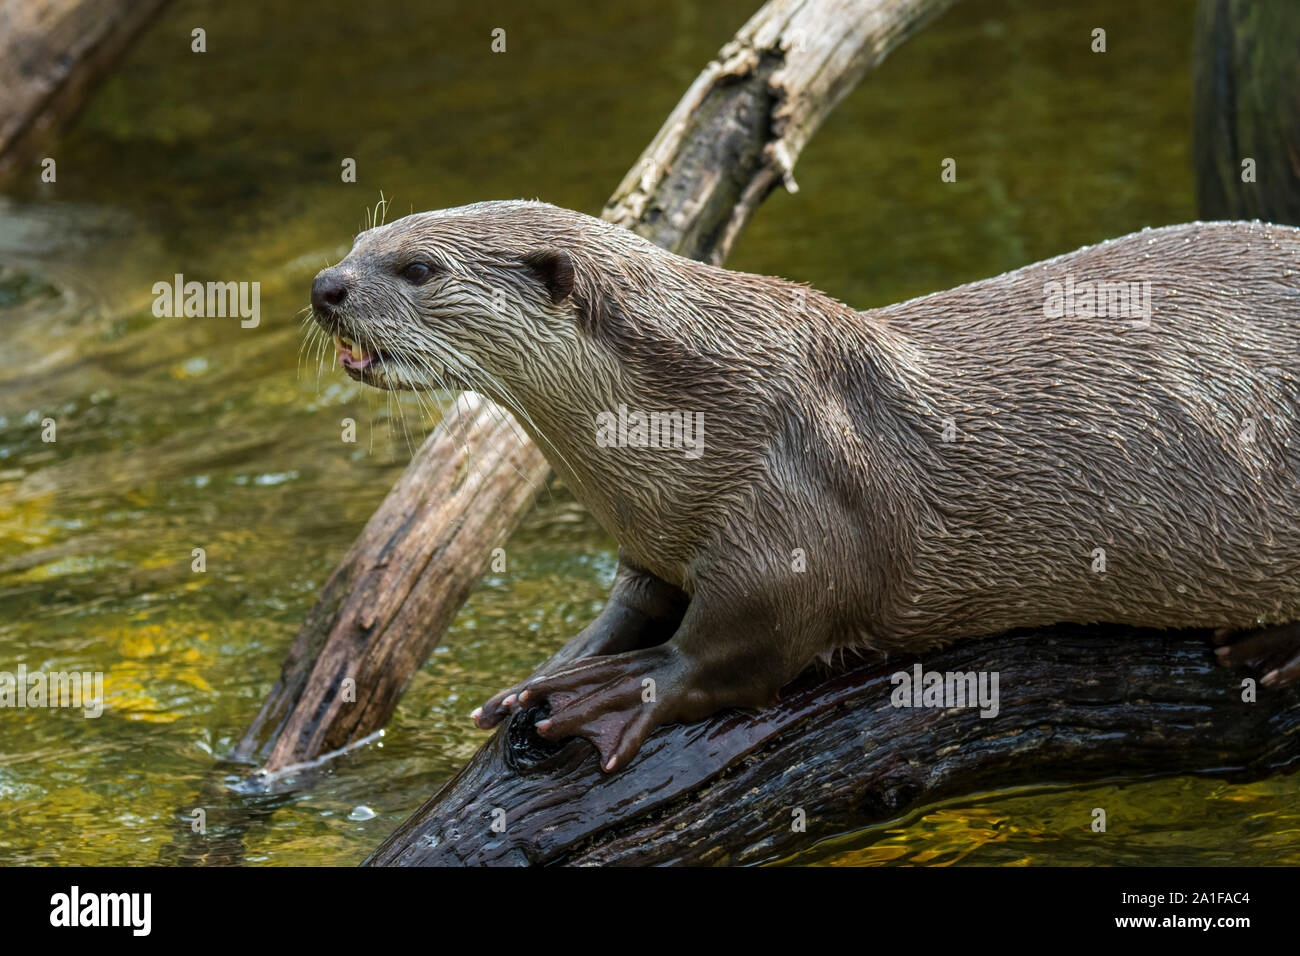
[1214,623,1300,687]
[518,647,684,772]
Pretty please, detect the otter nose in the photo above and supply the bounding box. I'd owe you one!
[311,271,348,313]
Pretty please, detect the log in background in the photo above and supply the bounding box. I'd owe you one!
[0,0,174,182]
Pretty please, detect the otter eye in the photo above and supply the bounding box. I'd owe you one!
[400,261,438,285]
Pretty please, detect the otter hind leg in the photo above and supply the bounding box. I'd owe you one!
[1214,622,1300,686]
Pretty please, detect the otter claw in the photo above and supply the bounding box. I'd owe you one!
[472,687,528,729]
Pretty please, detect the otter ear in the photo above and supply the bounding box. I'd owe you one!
[520,249,575,304]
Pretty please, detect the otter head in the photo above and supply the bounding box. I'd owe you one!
[308,201,611,412]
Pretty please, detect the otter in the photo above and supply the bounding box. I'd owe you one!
[309,201,1300,772]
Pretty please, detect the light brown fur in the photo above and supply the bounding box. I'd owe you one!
[312,202,1300,770]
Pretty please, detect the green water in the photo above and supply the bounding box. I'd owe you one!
[1,0,1294,865]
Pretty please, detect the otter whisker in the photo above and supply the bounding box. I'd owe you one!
[384,382,404,457]
[373,324,537,498]
[296,319,327,392]
[365,327,419,457]
[434,340,584,502]
[405,336,543,493]
[395,346,498,488]
[313,323,331,393]
[295,318,316,379]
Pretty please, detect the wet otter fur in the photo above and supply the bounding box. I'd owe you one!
[309,201,1300,771]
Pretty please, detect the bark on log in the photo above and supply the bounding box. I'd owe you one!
[366,626,1298,866]
[1193,0,1300,224]
[0,0,174,182]
[236,0,961,774]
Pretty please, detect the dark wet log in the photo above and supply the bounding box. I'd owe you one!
[237,0,961,774]
[366,626,1298,866]
[1193,0,1300,224]
[0,0,174,182]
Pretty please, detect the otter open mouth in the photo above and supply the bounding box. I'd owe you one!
[333,332,382,372]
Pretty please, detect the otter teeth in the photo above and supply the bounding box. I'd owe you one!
[334,332,377,370]
[334,333,365,361]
